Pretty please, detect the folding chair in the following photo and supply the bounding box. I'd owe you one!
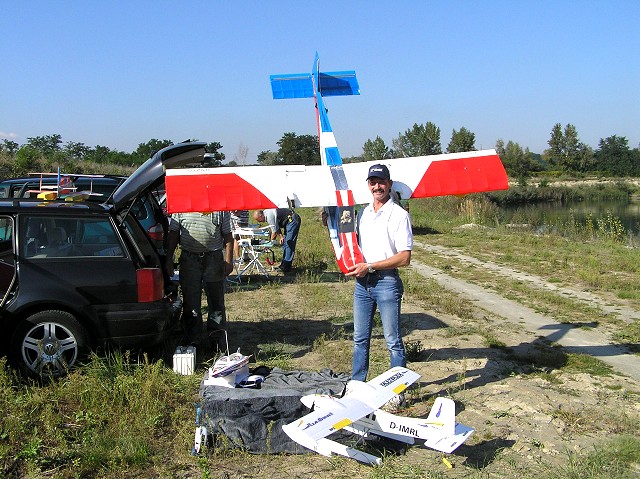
[232,226,275,280]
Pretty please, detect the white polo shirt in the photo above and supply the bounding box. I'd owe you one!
[357,199,413,263]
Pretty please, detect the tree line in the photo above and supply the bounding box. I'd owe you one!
[256,122,639,180]
[1,122,638,179]
[0,135,225,177]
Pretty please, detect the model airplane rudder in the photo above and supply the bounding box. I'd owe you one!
[426,397,456,436]
[271,53,365,273]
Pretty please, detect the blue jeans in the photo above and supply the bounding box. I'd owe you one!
[280,212,301,271]
[352,270,406,381]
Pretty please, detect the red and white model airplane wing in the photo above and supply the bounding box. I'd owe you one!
[164,53,508,273]
[165,164,337,212]
[164,149,507,213]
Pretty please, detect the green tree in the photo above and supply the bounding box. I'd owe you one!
[545,123,564,167]
[133,139,174,165]
[392,122,442,157]
[543,123,593,172]
[257,150,279,165]
[85,145,112,164]
[204,141,225,166]
[561,124,592,172]
[1,139,19,156]
[573,143,595,173]
[64,141,90,161]
[14,145,40,172]
[633,148,640,176]
[594,135,634,176]
[362,136,390,161]
[446,127,475,153]
[277,132,320,165]
[499,140,532,184]
[107,149,133,166]
[26,134,62,157]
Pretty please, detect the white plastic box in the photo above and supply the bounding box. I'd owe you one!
[173,346,196,375]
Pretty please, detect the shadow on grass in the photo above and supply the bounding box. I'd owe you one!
[412,226,442,235]
[459,438,517,469]
[403,314,639,392]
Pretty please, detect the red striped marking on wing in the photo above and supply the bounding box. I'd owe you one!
[165,173,277,213]
[412,153,508,198]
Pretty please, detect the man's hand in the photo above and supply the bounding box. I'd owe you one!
[164,257,175,279]
[345,262,369,278]
[224,261,234,277]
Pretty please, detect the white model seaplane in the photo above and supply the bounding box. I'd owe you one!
[164,53,509,272]
[282,366,473,465]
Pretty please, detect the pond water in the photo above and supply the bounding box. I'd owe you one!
[502,198,640,238]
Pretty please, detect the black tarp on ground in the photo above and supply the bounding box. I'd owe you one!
[199,367,350,454]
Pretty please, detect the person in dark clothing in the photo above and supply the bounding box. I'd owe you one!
[165,212,233,345]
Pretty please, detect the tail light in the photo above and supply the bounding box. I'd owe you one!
[137,268,164,302]
[147,223,164,242]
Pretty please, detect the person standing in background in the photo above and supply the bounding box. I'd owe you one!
[165,211,233,346]
[253,208,301,273]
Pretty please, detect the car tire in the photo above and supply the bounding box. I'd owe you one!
[11,310,87,378]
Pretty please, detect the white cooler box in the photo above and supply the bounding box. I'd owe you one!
[173,346,196,375]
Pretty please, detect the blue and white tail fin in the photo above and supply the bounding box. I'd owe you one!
[270,53,364,273]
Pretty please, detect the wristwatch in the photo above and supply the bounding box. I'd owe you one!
[367,263,375,274]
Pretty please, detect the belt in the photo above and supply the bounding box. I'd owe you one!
[367,269,398,277]
[183,250,217,257]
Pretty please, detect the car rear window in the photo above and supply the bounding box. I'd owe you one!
[20,215,124,259]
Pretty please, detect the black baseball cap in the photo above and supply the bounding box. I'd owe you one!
[366,164,390,181]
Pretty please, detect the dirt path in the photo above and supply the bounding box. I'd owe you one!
[412,240,640,381]
[415,241,640,323]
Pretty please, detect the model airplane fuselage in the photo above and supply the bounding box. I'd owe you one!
[281,366,474,465]
[164,53,509,272]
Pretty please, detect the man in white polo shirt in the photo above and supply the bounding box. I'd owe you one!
[345,164,413,398]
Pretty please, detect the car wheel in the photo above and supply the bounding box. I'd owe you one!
[11,310,87,378]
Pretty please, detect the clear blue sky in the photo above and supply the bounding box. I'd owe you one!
[2,1,638,164]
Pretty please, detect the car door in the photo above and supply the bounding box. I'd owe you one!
[16,213,138,309]
[0,216,16,307]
